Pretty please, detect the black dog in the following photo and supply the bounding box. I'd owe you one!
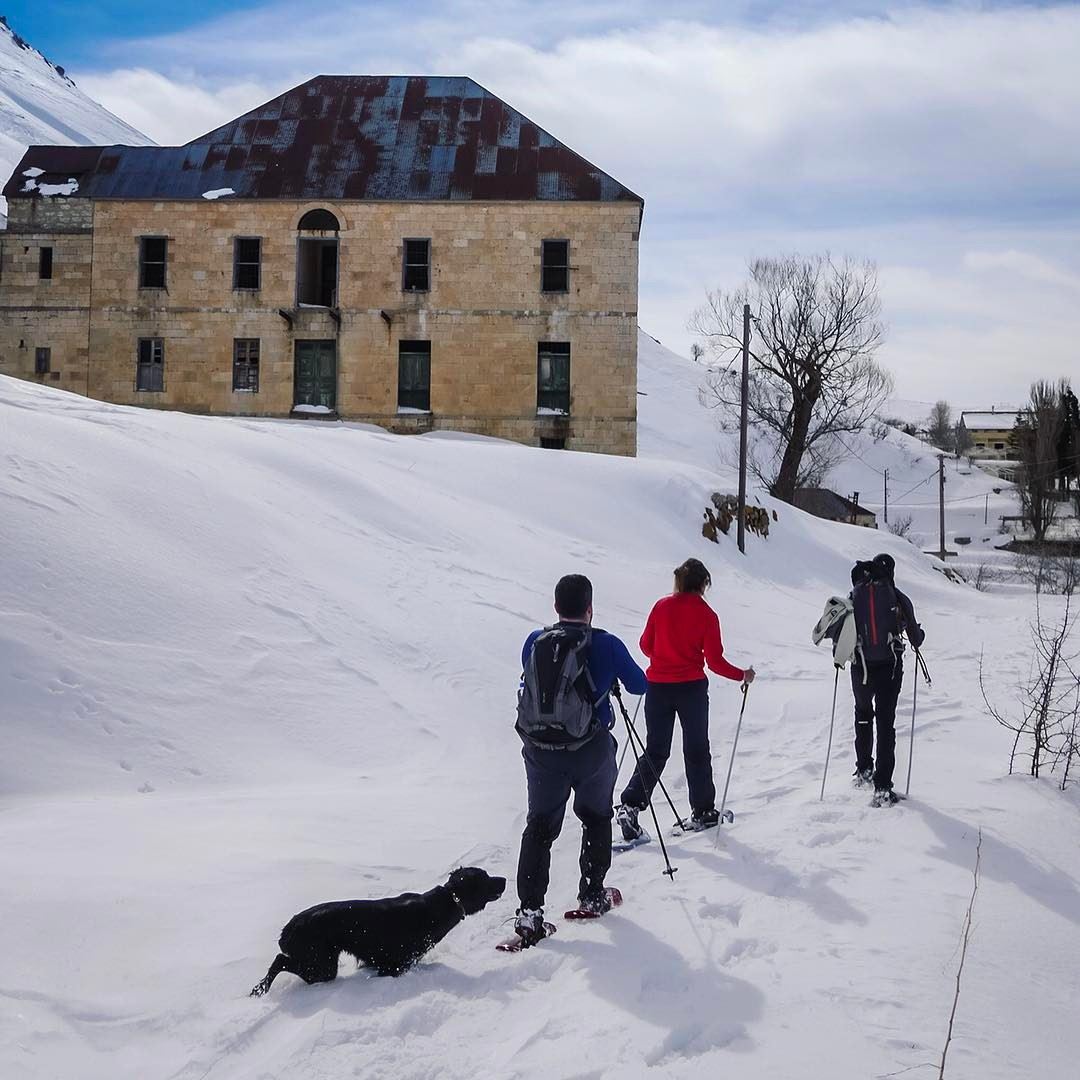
[250,867,505,994]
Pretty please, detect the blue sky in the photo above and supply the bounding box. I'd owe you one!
[11,1,1080,404]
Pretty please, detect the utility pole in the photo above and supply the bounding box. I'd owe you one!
[883,468,889,525]
[737,303,750,555]
[984,493,989,526]
[938,453,947,560]
[852,492,860,526]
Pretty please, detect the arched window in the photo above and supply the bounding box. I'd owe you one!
[298,208,340,232]
[296,209,340,306]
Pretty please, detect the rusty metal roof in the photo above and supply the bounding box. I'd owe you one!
[3,76,643,206]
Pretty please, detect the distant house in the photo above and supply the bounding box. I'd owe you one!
[792,488,878,529]
[959,409,1025,460]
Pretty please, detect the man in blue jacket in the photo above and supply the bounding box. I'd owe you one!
[512,574,647,947]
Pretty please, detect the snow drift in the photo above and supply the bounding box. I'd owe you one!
[1,332,1077,1079]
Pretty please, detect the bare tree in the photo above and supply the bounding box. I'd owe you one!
[690,342,705,364]
[1012,550,1080,597]
[1012,381,1067,541]
[927,401,955,453]
[690,254,892,503]
[980,592,1079,783]
[887,514,914,539]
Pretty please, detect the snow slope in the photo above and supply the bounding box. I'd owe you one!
[0,18,150,217]
[2,336,1078,1079]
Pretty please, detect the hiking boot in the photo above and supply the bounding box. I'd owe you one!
[691,807,720,829]
[615,803,643,842]
[873,787,900,806]
[853,767,874,787]
[577,890,614,916]
[513,908,549,947]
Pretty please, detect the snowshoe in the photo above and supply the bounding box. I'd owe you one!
[853,767,874,788]
[612,830,651,854]
[497,908,556,952]
[564,886,623,920]
[870,788,903,808]
[674,807,723,834]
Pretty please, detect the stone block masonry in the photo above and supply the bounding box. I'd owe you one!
[1,197,639,456]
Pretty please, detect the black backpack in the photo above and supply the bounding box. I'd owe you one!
[516,625,599,751]
[851,559,904,665]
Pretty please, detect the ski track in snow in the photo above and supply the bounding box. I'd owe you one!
[1,334,1078,1078]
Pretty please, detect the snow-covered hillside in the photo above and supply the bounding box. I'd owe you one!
[0,18,150,216]
[2,336,1077,1079]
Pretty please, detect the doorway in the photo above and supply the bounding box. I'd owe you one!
[294,340,337,410]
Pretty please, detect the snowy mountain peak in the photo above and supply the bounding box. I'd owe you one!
[0,17,151,217]
[0,16,75,86]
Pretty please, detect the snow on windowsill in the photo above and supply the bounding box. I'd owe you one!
[396,407,432,415]
[202,188,236,200]
[292,404,335,415]
[536,407,569,416]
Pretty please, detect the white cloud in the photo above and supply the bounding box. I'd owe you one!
[963,250,1080,293]
[67,2,1080,401]
[77,69,278,145]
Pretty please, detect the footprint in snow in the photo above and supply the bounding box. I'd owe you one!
[698,901,742,926]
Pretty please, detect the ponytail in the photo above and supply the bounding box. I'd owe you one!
[673,558,712,595]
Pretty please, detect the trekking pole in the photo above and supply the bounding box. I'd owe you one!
[906,647,932,796]
[820,666,840,801]
[615,693,643,778]
[613,689,677,880]
[612,683,685,827]
[713,683,748,848]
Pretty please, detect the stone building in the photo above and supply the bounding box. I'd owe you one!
[0,76,643,454]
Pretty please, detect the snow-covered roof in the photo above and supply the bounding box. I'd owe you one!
[961,410,1026,429]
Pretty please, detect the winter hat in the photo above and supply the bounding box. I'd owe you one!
[872,553,896,580]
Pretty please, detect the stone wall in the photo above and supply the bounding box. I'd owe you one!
[0,198,93,394]
[1,197,640,454]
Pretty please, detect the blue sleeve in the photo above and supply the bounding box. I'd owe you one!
[521,630,542,671]
[610,634,647,695]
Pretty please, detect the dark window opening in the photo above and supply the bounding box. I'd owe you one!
[39,246,53,280]
[139,237,167,289]
[537,342,571,414]
[297,238,338,306]
[136,338,164,392]
[402,238,430,291]
[540,436,566,450]
[233,338,260,392]
[398,340,431,411]
[541,239,569,293]
[233,238,261,290]
[298,208,340,232]
[35,347,50,374]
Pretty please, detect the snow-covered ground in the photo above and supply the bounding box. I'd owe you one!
[0,19,151,219]
[3,334,1078,1079]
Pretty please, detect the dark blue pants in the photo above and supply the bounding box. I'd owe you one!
[516,730,617,911]
[620,678,715,815]
[852,658,904,790]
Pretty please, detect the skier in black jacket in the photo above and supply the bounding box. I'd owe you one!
[849,553,924,805]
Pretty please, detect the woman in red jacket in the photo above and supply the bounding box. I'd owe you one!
[616,558,754,836]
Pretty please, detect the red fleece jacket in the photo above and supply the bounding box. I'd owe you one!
[639,592,745,683]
